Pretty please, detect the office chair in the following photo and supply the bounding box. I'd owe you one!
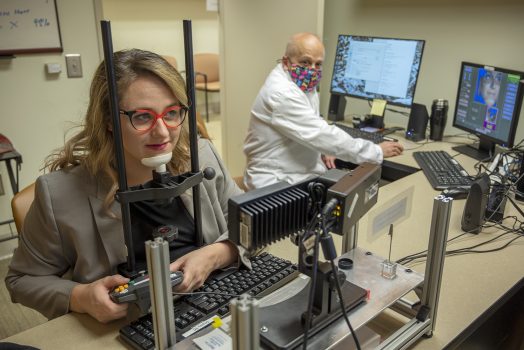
[162,55,178,70]
[233,175,247,192]
[11,182,35,234]
[162,54,213,139]
[194,53,220,122]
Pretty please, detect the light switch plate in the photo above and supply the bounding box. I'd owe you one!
[65,54,83,78]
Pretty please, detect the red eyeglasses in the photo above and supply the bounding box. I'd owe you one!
[119,105,188,131]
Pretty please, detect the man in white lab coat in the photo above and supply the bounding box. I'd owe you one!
[243,32,403,190]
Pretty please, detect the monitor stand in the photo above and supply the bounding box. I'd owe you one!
[452,138,494,161]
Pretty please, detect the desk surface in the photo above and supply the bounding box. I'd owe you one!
[5,134,524,349]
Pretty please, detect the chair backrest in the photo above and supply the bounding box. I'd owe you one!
[162,55,178,70]
[11,182,35,234]
[233,175,247,192]
[194,53,219,84]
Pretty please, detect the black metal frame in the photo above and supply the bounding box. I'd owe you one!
[100,20,205,278]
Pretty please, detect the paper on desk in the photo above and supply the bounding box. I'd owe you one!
[371,99,387,117]
[365,185,414,242]
[193,328,232,350]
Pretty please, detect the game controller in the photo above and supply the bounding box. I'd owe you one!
[110,271,184,314]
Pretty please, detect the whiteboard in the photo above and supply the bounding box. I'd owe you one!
[0,0,62,55]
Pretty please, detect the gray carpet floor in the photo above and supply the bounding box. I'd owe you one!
[0,257,47,339]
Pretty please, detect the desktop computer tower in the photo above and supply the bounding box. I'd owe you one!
[405,103,429,141]
[327,94,346,121]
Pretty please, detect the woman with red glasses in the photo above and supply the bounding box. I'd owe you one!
[6,49,245,323]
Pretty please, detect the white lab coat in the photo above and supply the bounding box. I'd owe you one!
[243,64,383,190]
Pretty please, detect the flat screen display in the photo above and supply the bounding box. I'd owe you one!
[453,62,524,148]
[330,35,425,107]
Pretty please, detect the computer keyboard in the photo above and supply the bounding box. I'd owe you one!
[334,123,384,144]
[413,150,473,190]
[119,252,299,350]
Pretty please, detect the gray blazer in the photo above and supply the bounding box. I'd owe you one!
[5,139,244,319]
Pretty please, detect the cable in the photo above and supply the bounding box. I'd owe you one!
[321,213,361,350]
[312,203,361,350]
[397,183,524,266]
[301,182,325,350]
[396,232,469,265]
[402,228,522,266]
[302,226,321,350]
[328,258,361,350]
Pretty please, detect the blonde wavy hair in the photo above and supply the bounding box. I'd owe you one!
[45,49,203,213]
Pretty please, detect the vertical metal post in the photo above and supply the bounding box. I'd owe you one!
[183,20,204,247]
[146,238,176,350]
[341,223,358,254]
[230,294,260,350]
[100,20,135,273]
[421,195,452,335]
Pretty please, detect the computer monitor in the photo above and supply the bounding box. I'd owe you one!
[330,35,425,108]
[452,62,524,160]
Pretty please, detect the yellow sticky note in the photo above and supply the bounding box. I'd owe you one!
[371,99,387,117]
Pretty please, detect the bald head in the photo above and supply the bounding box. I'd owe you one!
[283,32,324,70]
[285,33,324,57]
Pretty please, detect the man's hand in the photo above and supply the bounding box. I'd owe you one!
[380,141,404,158]
[321,155,337,169]
[70,275,129,323]
[170,241,237,292]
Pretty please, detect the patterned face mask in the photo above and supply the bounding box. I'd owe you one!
[288,64,322,92]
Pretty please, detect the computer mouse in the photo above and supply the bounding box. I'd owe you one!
[441,187,470,200]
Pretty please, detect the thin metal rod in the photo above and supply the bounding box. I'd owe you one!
[387,224,393,262]
[183,20,203,247]
[100,20,135,272]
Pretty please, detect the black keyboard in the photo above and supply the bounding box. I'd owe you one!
[413,151,473,190]
[334,123,384,144]
[120,252,299,350]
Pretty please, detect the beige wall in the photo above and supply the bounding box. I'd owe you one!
[101,0,221,130]
[219,0,325,177]
[0,0,100,234]
[0,0,219,234]
[320,0,524,141]
[101,0,219,68]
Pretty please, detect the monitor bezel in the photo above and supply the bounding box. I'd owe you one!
[329,35,426,108]
[452,61,524,150]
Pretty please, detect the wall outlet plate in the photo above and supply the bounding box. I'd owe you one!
[45,63,62,74]
[65,54,83,78]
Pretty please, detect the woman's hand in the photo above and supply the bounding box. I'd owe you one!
[70,274,129,323]
[321,155,337,169]
[170,241,237,292]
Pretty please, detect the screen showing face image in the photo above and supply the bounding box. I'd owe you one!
[330,35,425,107]
[452,62,524,159]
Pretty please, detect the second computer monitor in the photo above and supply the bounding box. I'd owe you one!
[330,35,425,108]
[452,62,524,160]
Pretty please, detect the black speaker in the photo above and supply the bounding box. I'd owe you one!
[461,174,490,233]
[405,103,429,141]
[327,94,346,121]
[516,152,524,201]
